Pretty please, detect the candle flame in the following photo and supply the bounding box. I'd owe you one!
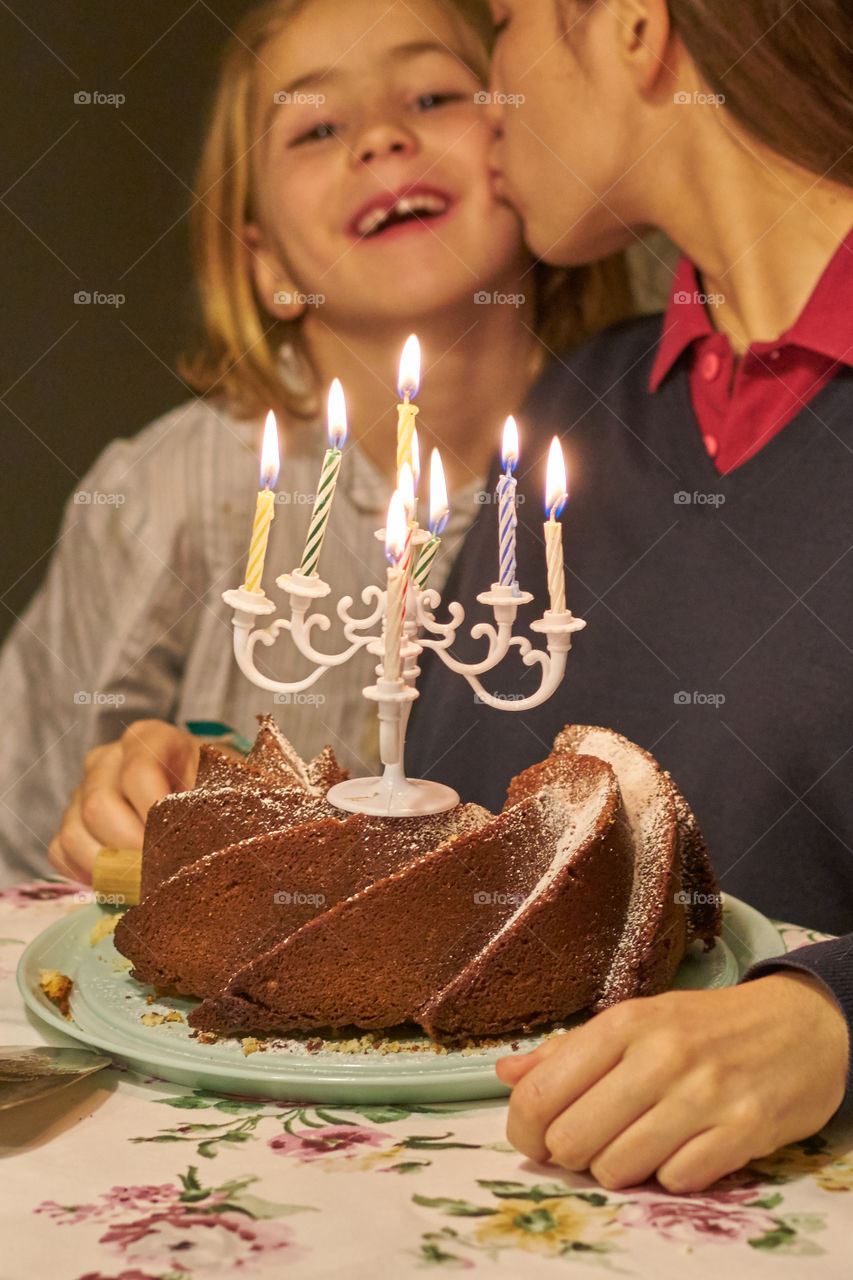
[410,428,421,495]
[545,436,568,519]
[501,415,519,472]
[385,489,408,564]
[327,378,348,449]
[398,461,415,520]
[260,410,280,489]
[429,448,449,535]
[397,334,421,399]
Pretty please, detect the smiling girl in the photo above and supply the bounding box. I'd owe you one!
[409,0,853,1195]
[0,0,633,884]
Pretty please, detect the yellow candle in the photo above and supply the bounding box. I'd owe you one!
[544,436,568,613]
[384,489,408,680]
[396,334,421,476]
[243,411,280,593]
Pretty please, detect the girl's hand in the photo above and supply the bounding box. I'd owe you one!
[48,719,201,883]
[496,972,849,1192]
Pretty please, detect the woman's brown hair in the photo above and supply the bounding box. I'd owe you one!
[180,0,634,424]
[560,0,853,189]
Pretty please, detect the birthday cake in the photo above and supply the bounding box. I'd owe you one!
[114,717,722,1043]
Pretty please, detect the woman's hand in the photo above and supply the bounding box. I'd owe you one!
[496,972,849,1192]
[48,719,201,883]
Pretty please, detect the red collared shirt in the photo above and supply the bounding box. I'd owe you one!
[649,226,853,474]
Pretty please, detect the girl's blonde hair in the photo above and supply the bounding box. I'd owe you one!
[180,0,634,423]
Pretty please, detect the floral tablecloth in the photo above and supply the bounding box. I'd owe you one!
[2,881,852,1280]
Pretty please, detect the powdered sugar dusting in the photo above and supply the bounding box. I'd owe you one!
[557,727,677,1002]
[456,775,614,968]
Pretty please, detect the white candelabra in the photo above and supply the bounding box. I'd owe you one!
[222,553,585,819]
[223,338,586,817]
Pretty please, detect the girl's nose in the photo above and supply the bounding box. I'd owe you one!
[353,118,418,166]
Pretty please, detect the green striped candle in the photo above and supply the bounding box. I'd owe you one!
[300,379,347,577]
[412,448,449,589]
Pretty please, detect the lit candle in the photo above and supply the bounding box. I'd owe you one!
[544,436,568,614]
[384,489,407,681]
[497,415,519,589]
[299,379,347,577]
[396,334,421,477]
[243,410,280,593]
[413,449,449,589]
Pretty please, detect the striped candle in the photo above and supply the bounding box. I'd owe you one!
[384,489,407,680]
[243,411,280,593]
[544,436,568,613]
[497,416,519,588]
[299,379,347,577]
[412,449,449,589]
[398,462,415,606]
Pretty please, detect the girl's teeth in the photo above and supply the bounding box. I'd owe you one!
[356,194,448,237]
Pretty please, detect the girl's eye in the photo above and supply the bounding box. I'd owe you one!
[290,121,337,146]
[414,91,465,111]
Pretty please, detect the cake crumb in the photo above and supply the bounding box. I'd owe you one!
[112,957,133,973]
[141,1012,166,1026]
[165,1011,184,1023]
[193,1030,219,1045]
[89,914,121,946]
[241,1037,262,1056]
[38,969,73,1018]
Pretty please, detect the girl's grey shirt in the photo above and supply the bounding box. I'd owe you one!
[0,394,484,885]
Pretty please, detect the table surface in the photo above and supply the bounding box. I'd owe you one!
[2,881,852,1280]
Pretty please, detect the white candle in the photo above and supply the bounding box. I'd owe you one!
[544,436,568,614]
[396,334,421,477]
[299,379,347,577]
[243,411,280,593]
[413,449,449,588]
[497,415,519,588]
[384,489,407,680]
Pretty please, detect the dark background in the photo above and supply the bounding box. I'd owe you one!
[0,1,257,645]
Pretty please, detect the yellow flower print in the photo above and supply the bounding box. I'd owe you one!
[314,1144,405,1174]
[472,1197,622,1256]
[814,1159,853,1193]
[748,1142,838,1181]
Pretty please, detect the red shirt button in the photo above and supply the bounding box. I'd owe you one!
[700,351,721,381]
[703,434,719,458]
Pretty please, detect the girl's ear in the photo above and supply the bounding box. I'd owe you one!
[243,223,307,321]
[613,0,674,95]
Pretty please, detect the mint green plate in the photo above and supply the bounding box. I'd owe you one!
[17,894,782,1104]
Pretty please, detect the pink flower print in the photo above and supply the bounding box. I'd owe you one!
[618,1195,779,1245]
[2,882,82,906]
[100,1207,304,1273]
[269,1124,392,1161]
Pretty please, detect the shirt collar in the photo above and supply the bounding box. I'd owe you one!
[649,222,853,392]
[649,258,711,391]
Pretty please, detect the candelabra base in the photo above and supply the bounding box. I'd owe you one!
[327,769,459,817]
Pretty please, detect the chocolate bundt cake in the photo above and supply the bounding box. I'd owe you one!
[139,716,347,897]
[115,721,722,1045]
[116,804,489,999]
